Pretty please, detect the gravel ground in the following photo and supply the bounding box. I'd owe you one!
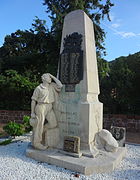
[0,135,140,180]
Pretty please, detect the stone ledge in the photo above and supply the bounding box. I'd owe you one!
[26,145,126,175]
[58,149,82,158]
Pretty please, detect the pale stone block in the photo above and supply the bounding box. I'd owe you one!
[95,129,119,152]
[57,10,103,157]
[58,150,82,158]
[44,127,60,148]
[79,102,103,148]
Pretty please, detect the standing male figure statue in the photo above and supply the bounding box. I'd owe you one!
[30,73,63,150]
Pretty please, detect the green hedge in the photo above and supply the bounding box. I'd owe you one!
[0,70,39,110]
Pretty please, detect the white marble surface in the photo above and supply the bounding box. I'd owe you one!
[58,10,103,154]
[0,134,139,180]
[30,73,62,150]
[95,129,118,152]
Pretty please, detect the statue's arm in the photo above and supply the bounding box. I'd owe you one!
[49,74,63,88]
[31,100,36,118]
[31,87,39,118]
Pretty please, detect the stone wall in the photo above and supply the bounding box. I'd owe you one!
[103,114,140,133]
[0,110,30,124]
[0,110,139,132]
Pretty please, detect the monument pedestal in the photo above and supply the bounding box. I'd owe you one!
[26,146,126,175]
[79,101,103,151]
[43,127,60,148]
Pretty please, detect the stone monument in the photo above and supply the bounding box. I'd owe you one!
[26,10,126,175]
[57,9,103,157]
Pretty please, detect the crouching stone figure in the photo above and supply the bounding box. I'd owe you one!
[95,129,118,152]
[30,73,62,150]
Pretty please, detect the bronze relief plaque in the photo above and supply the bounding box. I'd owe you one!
[63,136,80,153]
[59,32,83,91]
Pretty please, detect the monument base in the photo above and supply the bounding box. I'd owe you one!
[58,149,82,158]
[26,144,126,175]
[43,127,59,148]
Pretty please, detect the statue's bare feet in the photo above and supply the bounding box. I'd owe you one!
[34,143,48,150]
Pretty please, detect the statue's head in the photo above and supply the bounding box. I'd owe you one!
[41,73,52,83]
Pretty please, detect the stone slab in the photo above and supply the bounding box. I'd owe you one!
[44,127,59,148]
[26,145,126,175]
[58,150,82,158]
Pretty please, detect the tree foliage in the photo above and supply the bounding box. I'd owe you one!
[43,0,114,57]
[0,70,38,110]
[0,2,114,110]
[0,1,139,115]
[42,0,114,80]
[99,52,140,114]
[0,17,58,76]
[0,17,47,57]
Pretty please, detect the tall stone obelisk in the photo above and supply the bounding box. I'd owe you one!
[58,10,103,156]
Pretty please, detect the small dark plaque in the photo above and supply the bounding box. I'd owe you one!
[63,136,80,153]
[59,32,83,91]
[110,126,126,147]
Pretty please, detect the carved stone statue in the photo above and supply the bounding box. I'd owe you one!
[95,129,118,152]
[30,73,63,150]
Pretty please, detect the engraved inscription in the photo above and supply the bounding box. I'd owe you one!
[60,52,82,85]
[60,53,69,82]
[63,130,75,135]
[58,110,80,137]
[65,84,75,92]
[59,120,80,126]
[70,53,80,83]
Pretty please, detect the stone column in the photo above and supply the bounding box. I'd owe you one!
[57,10,103,157]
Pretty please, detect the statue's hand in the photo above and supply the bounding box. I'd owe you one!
[30,113,37,127]
[31,113,36,118]
[48,73,54,79]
